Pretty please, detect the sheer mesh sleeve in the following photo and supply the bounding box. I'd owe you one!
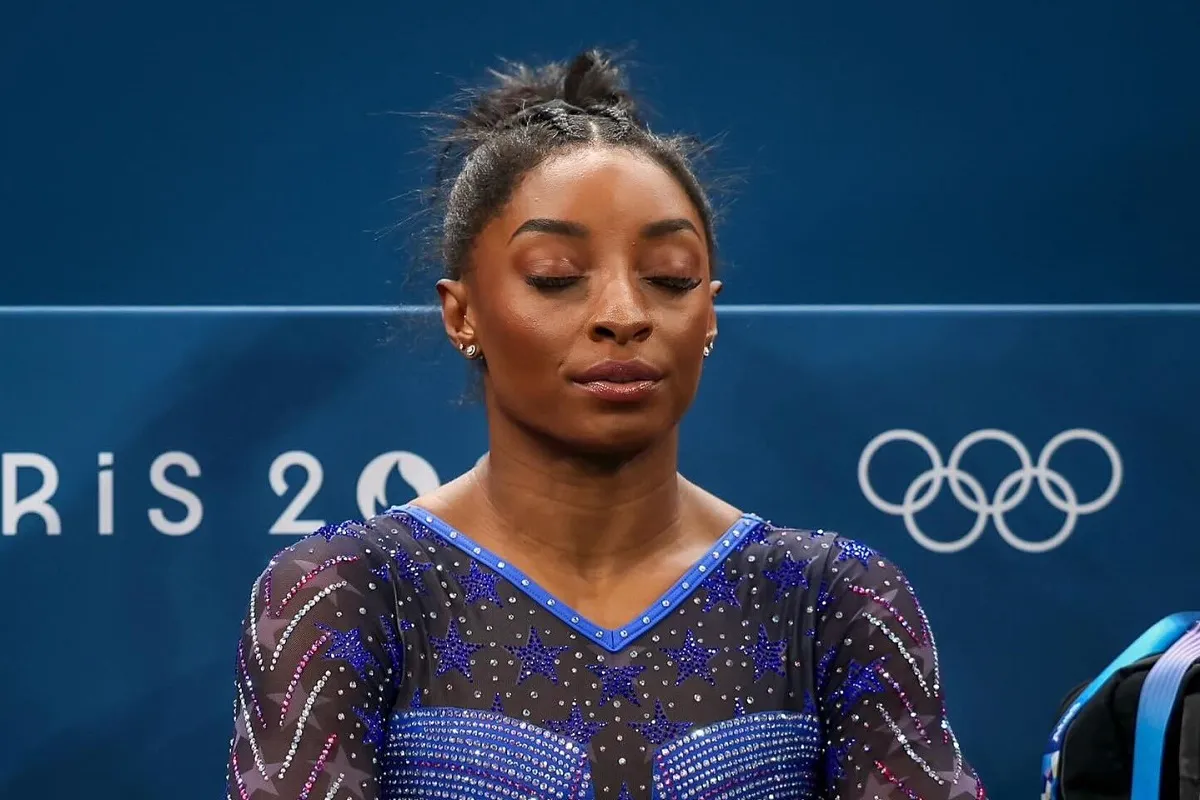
[814,537,986,800]
[226,523,403,800]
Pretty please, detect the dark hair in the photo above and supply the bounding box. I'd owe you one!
[427,49,718,279]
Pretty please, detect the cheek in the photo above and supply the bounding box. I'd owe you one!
[478,289,573,365]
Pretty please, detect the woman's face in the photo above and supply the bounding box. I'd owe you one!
[439,146,719,455]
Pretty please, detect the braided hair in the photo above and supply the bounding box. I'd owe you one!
[428,49,717,280]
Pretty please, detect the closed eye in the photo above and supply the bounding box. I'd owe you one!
[525,275,582,291]
[649,276,703,292]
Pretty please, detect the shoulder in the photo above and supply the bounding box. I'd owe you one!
[253,509,434,592]
[738,517,883,567]
[739,517,909,593]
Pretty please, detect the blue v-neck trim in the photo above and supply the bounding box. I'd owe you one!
[394,503,765,653]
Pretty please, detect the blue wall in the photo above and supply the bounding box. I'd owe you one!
[3,0,1198,305]
[2,3,1199,799]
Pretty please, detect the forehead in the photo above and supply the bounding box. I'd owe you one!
[498,146,703,232]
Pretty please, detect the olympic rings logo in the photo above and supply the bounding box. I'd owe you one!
[857,429,1122,554]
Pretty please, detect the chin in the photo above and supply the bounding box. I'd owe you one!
[562,413,677,457]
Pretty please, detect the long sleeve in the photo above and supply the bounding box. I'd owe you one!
[814,537,985,800]
[226,524,403,800]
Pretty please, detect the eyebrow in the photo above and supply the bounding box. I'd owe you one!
[508,217,700,243]
[509,218,587,242]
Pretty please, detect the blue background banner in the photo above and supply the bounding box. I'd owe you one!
[2,306,1197,798]
[4,1,1200,307]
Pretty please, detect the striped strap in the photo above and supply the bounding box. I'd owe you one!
[1042,612,1200,800]
[1131,622,1200,800]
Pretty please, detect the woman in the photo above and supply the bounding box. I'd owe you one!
[226,50,985,800]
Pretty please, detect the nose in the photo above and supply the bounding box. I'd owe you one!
[588,272,652,346]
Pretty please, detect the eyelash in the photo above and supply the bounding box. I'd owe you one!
[525,276,702,293]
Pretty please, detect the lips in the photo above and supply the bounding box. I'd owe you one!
[571,360,664,403]
[572,360,664,384]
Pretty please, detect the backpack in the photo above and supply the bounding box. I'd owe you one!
[1042,613,1200,800]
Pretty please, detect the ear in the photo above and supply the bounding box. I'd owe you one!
[437,278,476,351]
[706,279,722,344]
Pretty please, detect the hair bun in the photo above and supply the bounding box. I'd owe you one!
[458,49,643,136]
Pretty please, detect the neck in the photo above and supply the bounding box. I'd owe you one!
[474,417,686,572]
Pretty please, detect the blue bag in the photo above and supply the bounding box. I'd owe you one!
[1043,613,1200,800]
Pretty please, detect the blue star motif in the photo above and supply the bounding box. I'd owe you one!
[763,552,813,600]
[662,630,719,686]
[701,566,745,612]
[815,649,838,697]
[587,662,646,707]
[379,616,403,676]
[460,561,503,606]
[833,659,887,714]
[392,548,432,594]
[740,624,786,681]
[371,561,391,582]
[814,580,834,613]
[805,581,836,638]
[825,736,853,781]
[386,508,436,540]
[834,538,876,569]
[801,691,819,719]
[506,628,570,685]
[354,706,385,749]
[629,699,694,745]
[491,693,505,714]
[315,624,377,680]
[544,701,607,745]
[744,521,774,544]
[313,521,361,542]
[410,688,422,709]
[430,620,483,680]
[617,785,634,800]
[733,697,747,716]
[408,518,438,541]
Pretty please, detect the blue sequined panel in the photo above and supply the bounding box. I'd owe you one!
[382,708,596,799]
[651,712,822,800]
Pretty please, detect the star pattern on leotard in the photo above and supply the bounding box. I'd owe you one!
[588,662,646,707]
[814,580,834,613]
[744,520,773,544]
[544,700,608,745]
[354,706,385,749]
[740,624,786,680]
[701,566,745,612]
[662,629,719,686]
[314,624,377,680]
[227,513,991,800]
[815,648,838,698]
[460,561,503,606]
[629,699,694,745]
[313,520,361,542]
[825,735,854,782]
[389,509,436,540]
[763,551,813,600]
[832,659,887,715]
[379,616,403,673]
[430,620,482,680]
[506,627,570,685]
[392,548,432,594]
[834,538,876,569]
